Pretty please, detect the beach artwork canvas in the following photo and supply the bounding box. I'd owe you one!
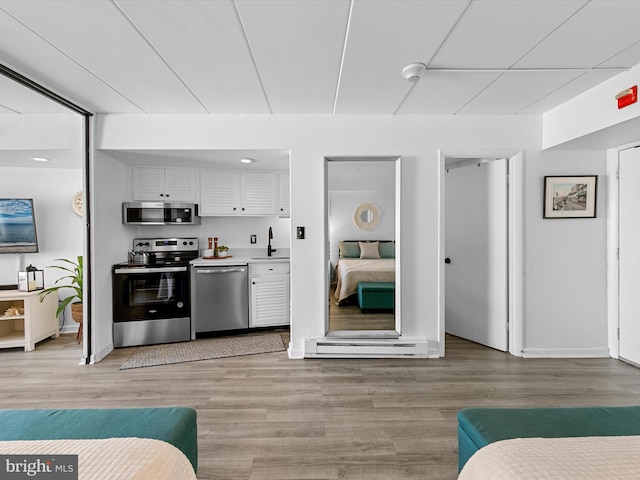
[0,199,39,253]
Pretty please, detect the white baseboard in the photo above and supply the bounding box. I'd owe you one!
[522,347,610,358]
[90,342,113,364]
[59,324,79,335]
[287,343,304,359]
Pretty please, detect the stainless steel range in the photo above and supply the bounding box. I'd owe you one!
[112,237,199,348]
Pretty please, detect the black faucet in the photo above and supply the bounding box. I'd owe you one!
[267,226,274,256]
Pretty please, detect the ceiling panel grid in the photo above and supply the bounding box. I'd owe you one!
[1,0,640,115]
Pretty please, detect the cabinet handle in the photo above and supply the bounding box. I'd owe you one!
[159,193,164,197]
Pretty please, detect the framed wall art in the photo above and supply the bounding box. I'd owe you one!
[543,175,597,218]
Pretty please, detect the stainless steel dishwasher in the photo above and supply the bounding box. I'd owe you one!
[191,265,249,337]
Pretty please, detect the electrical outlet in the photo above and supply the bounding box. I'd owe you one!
[296,226,305,239]
[250,234,257,244]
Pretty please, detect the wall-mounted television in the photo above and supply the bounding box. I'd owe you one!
[0,199,39,254]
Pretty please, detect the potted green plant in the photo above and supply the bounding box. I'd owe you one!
[40,256,83,322]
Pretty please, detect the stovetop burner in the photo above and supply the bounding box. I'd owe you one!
[115,237,200,268]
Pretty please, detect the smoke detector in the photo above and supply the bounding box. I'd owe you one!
[401,62,427,82]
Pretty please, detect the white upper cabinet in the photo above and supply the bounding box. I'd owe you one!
[199,170,240,215]
[132,167,197,202]
[278,172,290,217]
[200,170,277,216]
[240,172,276,215]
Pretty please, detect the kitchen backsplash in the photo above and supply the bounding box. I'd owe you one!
[125,214,291,250]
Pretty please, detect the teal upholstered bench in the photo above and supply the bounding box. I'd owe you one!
[357,282,395,312]
[457,406,640,472]
[0,407,198,472]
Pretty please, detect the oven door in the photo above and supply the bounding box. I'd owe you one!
[112,266,190,322]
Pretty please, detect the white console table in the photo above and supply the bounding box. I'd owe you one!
[0,290,59,351]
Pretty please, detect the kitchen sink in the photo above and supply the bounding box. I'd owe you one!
[250,256,290,260]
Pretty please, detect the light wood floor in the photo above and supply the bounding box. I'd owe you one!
[328,285,395,331]
[2,334,640,480]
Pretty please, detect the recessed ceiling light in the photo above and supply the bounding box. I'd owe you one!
[240,158,254,164]
[32,157,49,162]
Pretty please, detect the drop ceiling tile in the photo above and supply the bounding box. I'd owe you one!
[1,0,638,116]
[398,71,501,114]
[459,71,582,114]
[516,0,640,68]
[518,70,620,114]
[335,0,469,114]
[1,0,206,113]
[117,0,270,114]
[235,0,350,113]
[430,0,586,68]
[599,41,640,69]
[0,7,140,113]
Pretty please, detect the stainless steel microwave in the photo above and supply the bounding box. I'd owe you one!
[122,202,200,225]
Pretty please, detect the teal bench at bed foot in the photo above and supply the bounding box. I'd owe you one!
[0,407,198,472]
[457,405,640,472]
[357,282,395,312]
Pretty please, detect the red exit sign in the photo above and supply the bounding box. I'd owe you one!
[616,86,637,109]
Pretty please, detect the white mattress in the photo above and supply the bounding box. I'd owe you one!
[0,437,196,480]
[458,435,640,480]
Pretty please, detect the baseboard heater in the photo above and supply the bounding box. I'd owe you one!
[304,338,429,358]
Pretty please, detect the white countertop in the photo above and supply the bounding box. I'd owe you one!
[190,247,290,267]
[190,255,290,267]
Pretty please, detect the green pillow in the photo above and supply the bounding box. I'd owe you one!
[379,242,395,258]
[339,241,360,258]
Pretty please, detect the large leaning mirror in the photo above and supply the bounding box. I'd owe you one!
[325,156,401,338]
[0,65,89,363]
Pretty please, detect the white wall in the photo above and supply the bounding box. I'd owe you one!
[544,64,640,149]
[93,113,609,359]
[0,166,83,333]
[521,149,609,357]
[0,114,83,150]
[90,152,131,361]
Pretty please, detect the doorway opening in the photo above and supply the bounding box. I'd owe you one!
[439,151,523,357]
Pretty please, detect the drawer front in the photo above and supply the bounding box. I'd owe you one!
[249,262,290,275]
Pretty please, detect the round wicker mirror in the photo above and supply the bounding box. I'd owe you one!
[353,202,380,231]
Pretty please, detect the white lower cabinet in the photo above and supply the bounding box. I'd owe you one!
[249,262,290,328]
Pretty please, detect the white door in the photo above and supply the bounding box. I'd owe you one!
[618,146,640,365]
[445,159,508,351]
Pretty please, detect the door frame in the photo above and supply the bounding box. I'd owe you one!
[606,141,640,361]
[438,149,524,357]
